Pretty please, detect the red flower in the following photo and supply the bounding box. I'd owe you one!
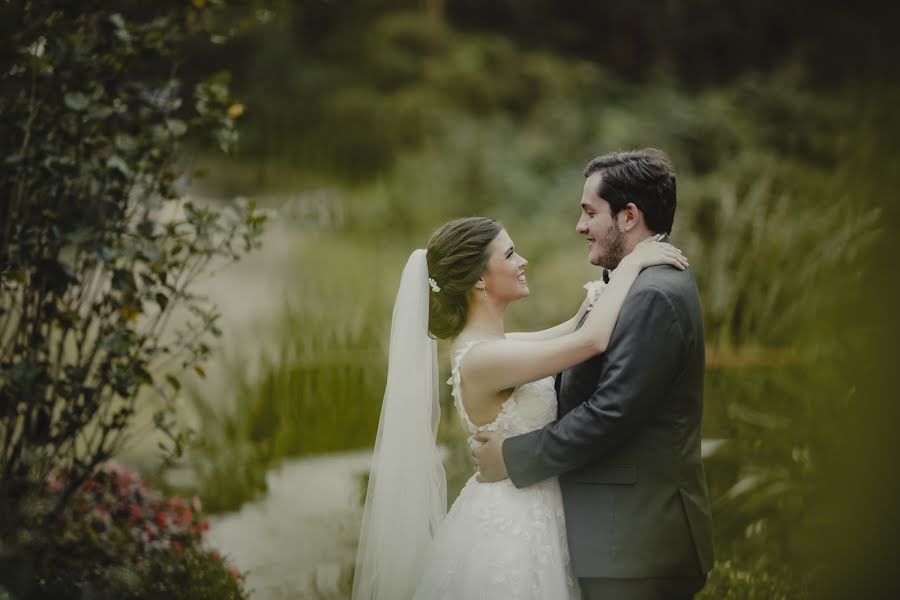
[201,519,210,532]
[129,503,142,521]
[156,512,168,528]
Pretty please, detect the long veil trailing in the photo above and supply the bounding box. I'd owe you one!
[352,249,447,600]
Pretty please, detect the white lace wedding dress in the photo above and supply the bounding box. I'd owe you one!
[412,341,582,600]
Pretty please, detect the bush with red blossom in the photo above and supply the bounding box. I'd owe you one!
[0,463,249,600]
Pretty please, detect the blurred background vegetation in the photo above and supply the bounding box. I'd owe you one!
[174,1,899,597]
[5,0,899,598]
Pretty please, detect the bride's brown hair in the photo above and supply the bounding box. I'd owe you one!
[425,217,502,339]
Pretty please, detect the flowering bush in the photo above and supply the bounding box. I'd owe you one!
[0,0,266,550]
[0,463,249,600]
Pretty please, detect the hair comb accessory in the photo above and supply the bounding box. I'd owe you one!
[427,277,441,293]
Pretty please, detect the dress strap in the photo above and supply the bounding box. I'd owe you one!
[448,340,520,437]
[448,340,482,434]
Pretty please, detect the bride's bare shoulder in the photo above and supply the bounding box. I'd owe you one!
[450,332,503,357]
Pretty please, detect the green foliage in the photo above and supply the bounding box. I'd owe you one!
[0,0,265,582]
[0,463,248,599]
[204,0,897,183]
[311,72,880,351]
[699,559,805,600]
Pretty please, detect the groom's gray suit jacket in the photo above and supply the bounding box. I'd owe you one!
[503,256,714,579]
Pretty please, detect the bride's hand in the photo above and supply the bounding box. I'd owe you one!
[619,234,689,271]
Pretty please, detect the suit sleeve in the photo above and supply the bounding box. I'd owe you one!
[502,284,686,488]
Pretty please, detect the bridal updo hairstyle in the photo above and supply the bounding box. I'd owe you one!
[426,217,502,339]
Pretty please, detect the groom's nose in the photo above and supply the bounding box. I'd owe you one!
[576,216,588,234]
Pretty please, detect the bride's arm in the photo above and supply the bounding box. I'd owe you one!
[506,296,590,342]
[462,238,687,393]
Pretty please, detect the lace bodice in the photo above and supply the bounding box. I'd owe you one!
[415,340,580,600]
[448,341,557,444]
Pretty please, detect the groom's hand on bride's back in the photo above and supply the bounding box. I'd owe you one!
[472,432,509,483]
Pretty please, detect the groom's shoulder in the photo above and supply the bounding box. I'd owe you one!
[635,263,695,291]
[631,265,700,308]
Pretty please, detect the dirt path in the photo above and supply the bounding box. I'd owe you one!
[206,450,370,600]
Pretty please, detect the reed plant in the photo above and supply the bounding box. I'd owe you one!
[182,236,412,511]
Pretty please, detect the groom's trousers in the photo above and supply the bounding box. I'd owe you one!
[578,575,707,600]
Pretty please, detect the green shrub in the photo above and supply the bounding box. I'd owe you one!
[699,559,805,600]
[0,0,265,545]
[0,463,247,599]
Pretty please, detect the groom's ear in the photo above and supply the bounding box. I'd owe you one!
[619,202,645,232]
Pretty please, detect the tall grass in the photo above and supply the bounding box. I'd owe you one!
[177,236,403,511]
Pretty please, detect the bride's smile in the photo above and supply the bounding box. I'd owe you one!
[477,228,530,303]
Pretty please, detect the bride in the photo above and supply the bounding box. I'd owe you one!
[352,217,687,599]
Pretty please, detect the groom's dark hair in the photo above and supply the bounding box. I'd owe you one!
[584,148,676,234]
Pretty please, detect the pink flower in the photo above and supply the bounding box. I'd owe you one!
[45,470,65,494]
[191,495,202,512]
[120,473,136,491]
[226,563,244,581]
[178,507,193,527]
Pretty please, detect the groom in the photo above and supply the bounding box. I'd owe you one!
[475,149,714,600]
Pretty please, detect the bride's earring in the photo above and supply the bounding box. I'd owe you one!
[482,288,487,302]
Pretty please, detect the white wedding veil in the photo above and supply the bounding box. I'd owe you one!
[352,249,447,600]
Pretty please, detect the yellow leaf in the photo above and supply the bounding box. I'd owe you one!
[227,103,245,119]
[192,0,206,8]
[120,304,141,322]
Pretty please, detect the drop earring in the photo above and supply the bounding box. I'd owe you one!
[482,288,487,302]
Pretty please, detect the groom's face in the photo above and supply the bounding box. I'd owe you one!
[577,172,625,268]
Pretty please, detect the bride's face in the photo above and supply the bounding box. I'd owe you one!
[478,229,529,303]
